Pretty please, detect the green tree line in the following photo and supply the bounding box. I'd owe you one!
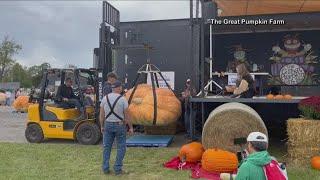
[0,36,50,88]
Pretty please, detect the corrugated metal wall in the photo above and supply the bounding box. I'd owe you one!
[115,19,200,93]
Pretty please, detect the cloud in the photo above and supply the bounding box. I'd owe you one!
[0,1,189,68]
[16,40,64,68]
[109,1,189,21]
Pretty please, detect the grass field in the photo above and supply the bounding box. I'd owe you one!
[0,142,319,180]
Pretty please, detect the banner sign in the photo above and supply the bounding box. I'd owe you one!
[147,71,175,90]
[228,74,255,86]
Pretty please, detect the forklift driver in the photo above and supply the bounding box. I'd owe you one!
[55,77,85,120]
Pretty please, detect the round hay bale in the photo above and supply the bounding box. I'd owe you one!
[202,102,268,153]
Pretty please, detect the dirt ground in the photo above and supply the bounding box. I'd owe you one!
[0,106,27,143]
[0,106,188,146]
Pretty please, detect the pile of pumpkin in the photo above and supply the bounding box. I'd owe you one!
[179,142,238,177]
[266,94,292,100]
[178,142,320,175]
[13,96,31,112]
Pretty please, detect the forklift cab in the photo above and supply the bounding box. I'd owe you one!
[36,69,96,121]
[26,68,102,145]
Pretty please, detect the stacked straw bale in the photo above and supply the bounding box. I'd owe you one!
[202,102,268,153]
[287,118,320,165]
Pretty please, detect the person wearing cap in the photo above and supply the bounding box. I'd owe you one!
[236,132,272,180]
[99,80,133,175]
[103,72,118,96]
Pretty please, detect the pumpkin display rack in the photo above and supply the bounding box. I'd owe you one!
[128,63,174,126]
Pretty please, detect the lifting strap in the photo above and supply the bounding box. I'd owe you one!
[105,95,124,121]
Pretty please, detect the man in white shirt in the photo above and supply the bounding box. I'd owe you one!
[99,80,133,175]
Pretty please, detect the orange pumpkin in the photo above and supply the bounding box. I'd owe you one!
[13,96,30,112]
[311,156,320,170]
[178,142,204,162]
[266,94,274,100]
[125,84,181,126]
[0,93,6,105]
[274,94,284,100]
[201,149,238,173]
[283,94,292,100]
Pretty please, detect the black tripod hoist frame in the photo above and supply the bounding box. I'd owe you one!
[127,63,175,125]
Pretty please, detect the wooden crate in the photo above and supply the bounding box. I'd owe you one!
[144,123,177,135]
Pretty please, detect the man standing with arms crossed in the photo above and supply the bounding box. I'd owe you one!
[99,80,133,175]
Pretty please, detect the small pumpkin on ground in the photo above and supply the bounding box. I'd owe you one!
[311,156,320,170]
[179,142,204,163]
[201,148,238,173]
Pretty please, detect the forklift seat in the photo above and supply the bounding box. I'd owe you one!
[45,106,80,121]
[45,102,59,108]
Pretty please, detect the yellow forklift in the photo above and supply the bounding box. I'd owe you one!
[25,68,103,145]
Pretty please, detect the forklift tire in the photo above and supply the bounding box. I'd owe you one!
[76,122,101,145]
[25,124,44,143]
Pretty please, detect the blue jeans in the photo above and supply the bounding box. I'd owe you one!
[102,122,126,173]
[184,103,191,137]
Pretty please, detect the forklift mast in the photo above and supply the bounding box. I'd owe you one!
[94,1,120,79]
[95,1,120,102]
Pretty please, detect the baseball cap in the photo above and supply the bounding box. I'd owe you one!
[186,79,191,82]
[247,132,268,143]
[111,80,122,88]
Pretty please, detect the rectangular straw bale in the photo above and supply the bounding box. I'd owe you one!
[287,118,320,165]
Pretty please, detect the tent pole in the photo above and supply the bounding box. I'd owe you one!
[209,23,213,91]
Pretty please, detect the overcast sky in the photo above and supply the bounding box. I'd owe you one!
[0,1,189,68]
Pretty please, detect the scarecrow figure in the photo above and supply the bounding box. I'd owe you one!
[269,34,318,85]
[227,45,251,72]
[271,34,312,59]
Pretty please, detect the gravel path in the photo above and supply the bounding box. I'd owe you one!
[0,106,27,143]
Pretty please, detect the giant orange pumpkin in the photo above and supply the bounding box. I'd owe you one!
[201,149,238,173]
[311,156,320,170]
[178,142,204,163]
[13,96,30,112]
[266,94,274,100]
[125,84,181,126]
[0,93,6,105]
